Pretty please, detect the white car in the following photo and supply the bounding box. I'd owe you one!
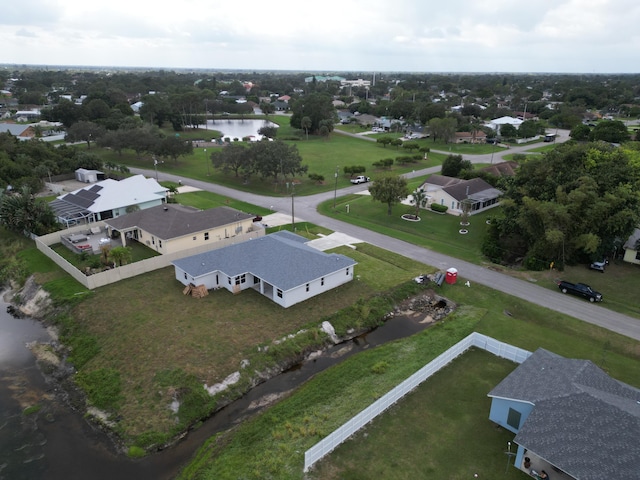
[350,176,370,184]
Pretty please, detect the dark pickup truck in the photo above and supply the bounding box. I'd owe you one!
[557,280,603,302]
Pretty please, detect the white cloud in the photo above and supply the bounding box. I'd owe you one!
[1,0,639,72]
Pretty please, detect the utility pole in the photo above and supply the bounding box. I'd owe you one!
[333,166,339,209]
[291,183,295,231]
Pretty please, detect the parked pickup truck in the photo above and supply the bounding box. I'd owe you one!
[557,280,603,302]
[350,175,370,184]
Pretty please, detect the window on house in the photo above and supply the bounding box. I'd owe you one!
[306,283,309,292]
[235,274,246,285]
[636,250,640,261]
[193,236,197,241]
[277,289,283,298]
[184,273,187,280]
[507,408,522,430]
[151,237,155,245]
[204,232,209,241]
[346,268,349,276]
[321,277,325,286]
[158,240,162,248]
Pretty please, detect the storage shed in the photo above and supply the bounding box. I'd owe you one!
[75,168,105,184]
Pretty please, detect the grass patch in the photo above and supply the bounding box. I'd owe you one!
[320,193,491,264]
[22,404,42,416]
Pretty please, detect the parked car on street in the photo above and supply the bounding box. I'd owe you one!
[557,280,603,302]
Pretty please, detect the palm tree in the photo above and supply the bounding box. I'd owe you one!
[301,116,312,140]
[410,188,428,219]
[109,246,132,267]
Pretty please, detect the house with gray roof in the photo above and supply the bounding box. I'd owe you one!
[418,175,502,216]
[0,122,36,139]
[488,348,640,480]
[105,204,259,255]
[172,231,357,308]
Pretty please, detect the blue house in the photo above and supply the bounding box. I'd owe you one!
[488,348,640,480]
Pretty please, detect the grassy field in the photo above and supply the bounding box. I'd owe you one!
[92,117,444,197]
[179,277,640,480]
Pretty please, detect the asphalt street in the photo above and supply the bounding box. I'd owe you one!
[130,130,640,341]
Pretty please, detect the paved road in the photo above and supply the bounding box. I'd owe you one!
[130,130,640,342]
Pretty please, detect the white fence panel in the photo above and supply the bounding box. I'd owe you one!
[303,333,531,472]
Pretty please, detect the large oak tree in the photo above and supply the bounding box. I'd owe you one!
[483,142,640,268]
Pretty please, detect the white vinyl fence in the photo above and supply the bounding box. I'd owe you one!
[303,332,531,473]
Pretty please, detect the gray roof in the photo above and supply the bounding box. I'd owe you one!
[442,177,502,202]
[420,174,463,188]
[489,348,640,480]
[0,123,33,136]
[623,227,640,250]
[172,230,357,292]
[105,204,254,240]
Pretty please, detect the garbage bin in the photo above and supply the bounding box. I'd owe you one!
[445,267,458,285]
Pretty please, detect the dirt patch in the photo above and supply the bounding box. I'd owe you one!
[391,289,456,325]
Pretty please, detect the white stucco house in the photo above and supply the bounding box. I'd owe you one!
[172,231,357,308]
[418,174,503,216]
[487,116,523,135]
[49,174,168,226]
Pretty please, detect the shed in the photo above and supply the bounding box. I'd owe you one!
[75,168,105,183]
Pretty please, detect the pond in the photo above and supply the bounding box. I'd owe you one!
[205,118,278,141]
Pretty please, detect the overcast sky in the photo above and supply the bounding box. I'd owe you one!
[2,0,639,73]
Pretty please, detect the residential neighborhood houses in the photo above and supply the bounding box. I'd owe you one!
[2,68,640,478]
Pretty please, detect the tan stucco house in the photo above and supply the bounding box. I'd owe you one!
[104,204,261,255]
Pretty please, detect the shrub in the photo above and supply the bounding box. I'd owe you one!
[371,361,389,374]
[430,203,448,213]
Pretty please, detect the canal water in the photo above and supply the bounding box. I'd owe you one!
[0,294,438,479]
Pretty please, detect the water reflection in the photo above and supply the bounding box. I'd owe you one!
[206,119,278,140]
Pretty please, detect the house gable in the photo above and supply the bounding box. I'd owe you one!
[488,348,640,480]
